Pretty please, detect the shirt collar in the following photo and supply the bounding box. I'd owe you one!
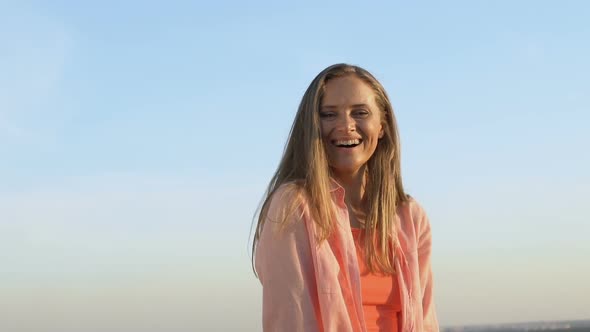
[329,177,344,192]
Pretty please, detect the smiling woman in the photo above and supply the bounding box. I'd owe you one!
[252,64,439,332]
[319,75,385,200]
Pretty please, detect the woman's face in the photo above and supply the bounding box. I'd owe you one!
[320,75,384,178]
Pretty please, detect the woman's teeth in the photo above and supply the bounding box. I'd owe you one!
[334,139,361,147]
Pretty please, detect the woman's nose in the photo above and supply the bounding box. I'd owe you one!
[337,114,356,132]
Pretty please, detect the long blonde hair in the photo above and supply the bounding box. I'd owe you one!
[252,63,408,275]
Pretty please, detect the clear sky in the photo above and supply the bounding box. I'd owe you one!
[1,0,589,330]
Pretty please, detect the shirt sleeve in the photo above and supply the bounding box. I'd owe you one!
[416,204,440,332]
[255,186,322,332]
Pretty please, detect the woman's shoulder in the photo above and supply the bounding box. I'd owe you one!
[398,194,426,215]
[270,181,306,205]
[265,181,308,223]
[397,195,431,232]
[406,195,428,217]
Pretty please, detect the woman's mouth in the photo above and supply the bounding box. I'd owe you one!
[332,139,362,148]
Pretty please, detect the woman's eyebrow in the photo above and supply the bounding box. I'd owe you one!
[351,103,370,108]
[321,103,370,109]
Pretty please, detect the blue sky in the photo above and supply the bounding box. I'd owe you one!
[1,1,589,330]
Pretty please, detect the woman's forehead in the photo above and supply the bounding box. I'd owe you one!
[322,76,377,108]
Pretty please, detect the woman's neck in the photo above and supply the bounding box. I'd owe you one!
[333,168,366,209]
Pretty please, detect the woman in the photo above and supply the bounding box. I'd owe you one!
[252,64,439,332]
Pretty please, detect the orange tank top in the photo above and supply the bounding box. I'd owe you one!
[351,227,401,332]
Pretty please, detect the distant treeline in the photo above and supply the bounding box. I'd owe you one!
[476,328,590,332]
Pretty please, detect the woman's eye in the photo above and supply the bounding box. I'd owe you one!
[319,112,336,118]
[354,110,369,117]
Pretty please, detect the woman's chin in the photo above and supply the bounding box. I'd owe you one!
[330,164,365,178]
